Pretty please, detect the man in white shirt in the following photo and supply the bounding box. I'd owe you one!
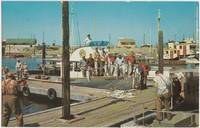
[154,71,172,121]
[100,48,106,76]
[84,34,92,46]
[114,54,124,79]
[16,59,22,80]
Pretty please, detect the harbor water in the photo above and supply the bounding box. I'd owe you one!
[2,57,41,71]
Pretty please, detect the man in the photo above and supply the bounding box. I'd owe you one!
[86,54,95,81]
[172,74,184,106]
[16,59,22,80]
[93,48,100,76]
[139,60,150,89]
[104,54,109,77]
[114,54,124,79]
[130,63,141,89]
[154,71,172,121]
[100,48,106,76]
[107,46,111,55]
[2,72,23,126]
[80,56,87,77]
[84,34,92,46]
[127,51,136,75]
[22,63,29,79]
[2,67,9,80]
[108,54,115,76]
[122,54,129,79]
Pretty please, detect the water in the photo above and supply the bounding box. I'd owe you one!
[12,95,77,117]
[2,57,41,71]
[21,95,62,116]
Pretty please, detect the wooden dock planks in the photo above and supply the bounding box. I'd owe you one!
[8,87,156,127]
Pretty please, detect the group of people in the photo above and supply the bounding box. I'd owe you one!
[2,72,24,126]
[80,47,150,90]
[15,59,29,80]
[154,70,184,121]
[1,59,30,126]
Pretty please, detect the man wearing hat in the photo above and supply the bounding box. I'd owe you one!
[2,72,23,126]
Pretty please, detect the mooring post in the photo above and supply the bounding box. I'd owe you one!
[62,1,71,120]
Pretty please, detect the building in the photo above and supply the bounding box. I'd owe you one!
[176,38,197,57]
[141,43,152,48]
[117,38,136,49]
[3,38,37,56]
[164,38,197,59]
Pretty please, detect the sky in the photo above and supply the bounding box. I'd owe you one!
[2,1,198,46]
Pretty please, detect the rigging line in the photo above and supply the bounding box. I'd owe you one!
[75,12,81,46]
[162,16,179,37]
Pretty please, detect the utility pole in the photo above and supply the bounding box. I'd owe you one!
[157,9,163,73]
[62,1,71,120]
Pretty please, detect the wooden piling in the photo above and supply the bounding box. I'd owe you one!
[62,1,71,119]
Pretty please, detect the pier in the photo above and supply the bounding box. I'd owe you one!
[9,87,156,127]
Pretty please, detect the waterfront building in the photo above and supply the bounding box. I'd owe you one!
[141,43,152,48]
[117,38,136,49]
[3,38,37,57]
[164,38,197,59]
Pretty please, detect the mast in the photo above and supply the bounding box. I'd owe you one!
[42,32,46,66]
[93,16,96,38]
[157,9,160,35]
[195,4,199,55]
[157,9,163,73]
[108,34,111,46]
[143,33,146,45]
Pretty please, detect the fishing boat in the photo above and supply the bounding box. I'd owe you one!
[36,41,110,79]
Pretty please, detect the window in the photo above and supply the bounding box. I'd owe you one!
[190,45,196,49]
[174,50,176,54]
[166,51,168,54]
[179,46,182,49]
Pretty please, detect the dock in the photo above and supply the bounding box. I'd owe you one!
[9,87,156,127]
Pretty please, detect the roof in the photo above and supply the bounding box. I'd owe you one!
[88,41,109,46]
[118,38,135,43]
[5,39,37,45]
